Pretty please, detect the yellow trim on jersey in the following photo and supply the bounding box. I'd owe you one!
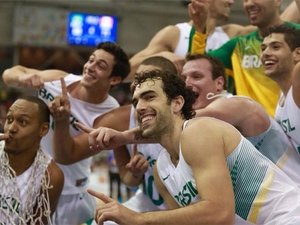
[191,31,207,55]
[225,68,233,78]
[248,170,275,223]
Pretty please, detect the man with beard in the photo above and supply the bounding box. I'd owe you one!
[79,70,300,225]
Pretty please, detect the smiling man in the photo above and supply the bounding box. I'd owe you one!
[79,70,300,225]
[2,42,130,224]
[191,0,300,117]
[261,25,300,155]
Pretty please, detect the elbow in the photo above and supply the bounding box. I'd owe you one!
[217,207,235,225]
[53,155,75,165]
[2,68,11,84]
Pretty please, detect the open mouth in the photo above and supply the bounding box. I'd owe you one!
[139,114,155,129]
[247,7,260,20]
[84,73,96,80]
[262,59,276,69]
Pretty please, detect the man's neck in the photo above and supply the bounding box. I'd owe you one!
[8,150,37,176]
[258,18,284,37]
[206,17,218,36]
[275,74,293,97]
[160,118,185,166]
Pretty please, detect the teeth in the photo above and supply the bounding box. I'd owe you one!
[264,60,275,65]
[141,115,153,123]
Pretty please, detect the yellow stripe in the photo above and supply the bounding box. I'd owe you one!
[276,150,289,169]
[248,170,275,223]
[225,68,233,77]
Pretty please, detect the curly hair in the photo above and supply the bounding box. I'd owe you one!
[132,70,197,120]
[96,42,130,80]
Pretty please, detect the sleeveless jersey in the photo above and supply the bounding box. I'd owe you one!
[206,22,300,117]
[38,74,119,195]
[128,106,166,210]
[275,87,300,155]
[174,22,229,57]
[0,148,51,225]
[247,117,300,187]
[156,124,300,224]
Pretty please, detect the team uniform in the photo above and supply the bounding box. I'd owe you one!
[193,22,300,116]
[38,74,119,225]
[89,24,231,225]
[220,94,300,186]
[174,22,229,57]
[275,87,300,155]
[156,121,300,225]
[0,142,52,225]
[247,117,300,186]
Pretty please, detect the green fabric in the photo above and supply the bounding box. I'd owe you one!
[188,26,196,53]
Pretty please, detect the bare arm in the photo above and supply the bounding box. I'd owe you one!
[51,79,132,162]
[195,97,270,137]
[125,25,180,82]
[2,65,67,89]
[292,61,300,108]
[47,160,64,215]
[280,1,300,23]
[171,119,235,225]
[88,118,235,225]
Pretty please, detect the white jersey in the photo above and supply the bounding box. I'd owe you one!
[38,74,119,195]
[247,117,300,187]
[174,22,230,56]
[0,148,52,225]
[275,87,300,155]
[127,106,166,211]
[156,122,300,225]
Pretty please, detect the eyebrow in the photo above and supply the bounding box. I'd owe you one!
[132,90,156,103]
[7,110,32,118]
[91,54,109,67]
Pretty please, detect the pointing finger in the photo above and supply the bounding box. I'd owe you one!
[87,189,114,204]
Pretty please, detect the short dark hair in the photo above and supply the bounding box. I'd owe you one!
[185,54,227,89]
[18,95,50,124]
[140,56,178,74]
[96,42,130,80]
[132,70,197,120]
[266,25,300,51]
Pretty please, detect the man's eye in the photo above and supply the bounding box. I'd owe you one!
[145,95,155,101]
[20,120,28,126]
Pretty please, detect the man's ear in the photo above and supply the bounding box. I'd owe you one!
[40,122,49,138]
[109,76,122,86]
[172,95,185,114]
[294,47,300,63]
[215,76,225,92]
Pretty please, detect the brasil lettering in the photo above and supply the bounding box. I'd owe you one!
[174,181,198,206]
[242,55,262,69]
